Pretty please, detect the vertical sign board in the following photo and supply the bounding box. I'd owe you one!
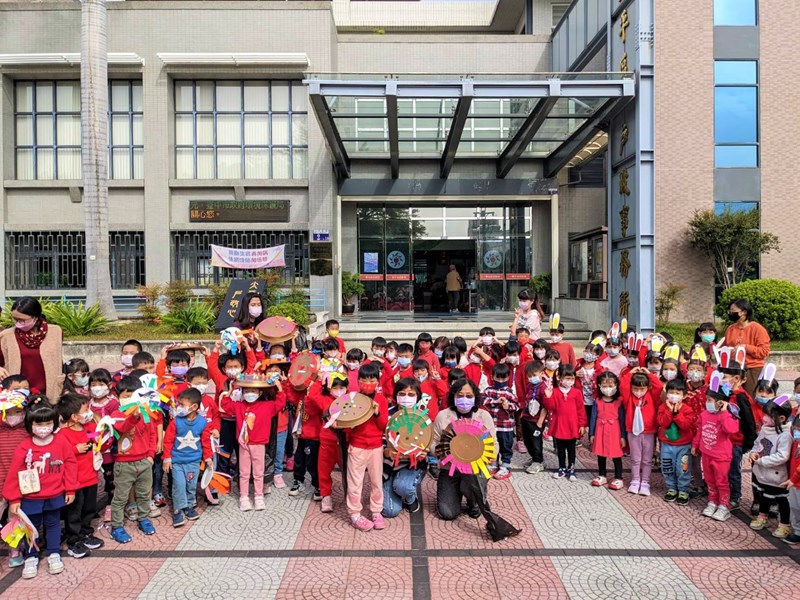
[608,0,656,333]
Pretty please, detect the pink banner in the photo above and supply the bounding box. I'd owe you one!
[210,244,286,269]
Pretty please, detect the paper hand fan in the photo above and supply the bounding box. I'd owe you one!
[386,408,432,468]
[437,418,497,479]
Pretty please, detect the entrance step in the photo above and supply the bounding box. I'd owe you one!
[335,312,592,351]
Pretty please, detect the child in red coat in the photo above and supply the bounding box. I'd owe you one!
[590,372,626,490]
[540,365,587,481]
[784,417,800,544]
[316,375,348,514]
[621,367,663,496]
[657,380,696,505]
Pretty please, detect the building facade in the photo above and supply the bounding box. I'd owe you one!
[0,0,796,330]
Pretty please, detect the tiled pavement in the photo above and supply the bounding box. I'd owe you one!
[1,444,797,600]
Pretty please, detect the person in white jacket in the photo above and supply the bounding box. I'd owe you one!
[748,396,793,538]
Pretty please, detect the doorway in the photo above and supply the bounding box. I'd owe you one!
[412,241,476,313]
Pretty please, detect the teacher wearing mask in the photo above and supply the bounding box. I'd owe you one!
[723,298,770,398]
[0,297,64,401]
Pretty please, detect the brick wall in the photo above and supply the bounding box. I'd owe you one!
[654,1,716,322]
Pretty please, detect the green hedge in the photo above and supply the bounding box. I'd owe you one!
[716,279,800,340]
[267,302,311,328]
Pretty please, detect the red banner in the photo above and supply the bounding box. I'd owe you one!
[386,274,411,281]
[506,273,532,280]
[479,273,504,281]
[359,274,383,281]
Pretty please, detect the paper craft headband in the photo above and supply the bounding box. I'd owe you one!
[234,372,281,388]
[706,370,727,402]
[664,345,681,362]
[690,345,708,364]
[325,370,347,388]
[221,327,251,356]
[608,321,621,343]
[763,394,792,419]
[620,319,628,335]
[549,313,560,330]
[0,390,28,419]
[717,346,746,375]
[627,332,645,354]
[757,363,777,385]
[650,336,665,355]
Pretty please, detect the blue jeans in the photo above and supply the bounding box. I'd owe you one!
[171,462,200,511]
[274,430,288,475]
[661,443,692,493]
[728,445,743,503]
[496,430,514,467]
[382,466,425,518]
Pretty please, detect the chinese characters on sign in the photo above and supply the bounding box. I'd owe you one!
[210,244,286,270]
[619,291,630,320]
[620,249,631,279]
[214,279,266,331]
[189,200,290,223]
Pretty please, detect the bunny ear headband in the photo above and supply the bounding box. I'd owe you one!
[764,394,792,419]
[758,363,777,385]
[650,337,665,355]
[549,313,560,330]
[717,346,746,375]
[706,370,727,402]
[690,345,707,364]
[664,345,681,362]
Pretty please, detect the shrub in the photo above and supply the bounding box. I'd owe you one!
[277,287,308,307]
[655,283,686,324]
[161,299,216,334]
[529,273,552,300]
[136,284,163,325]
[267,302,311,327]
[341,271,364,304]
[206,281,232,315]
[254,269,283,307]
[716,279,800,341]
[47,299,111,337]
[163,280,195,311]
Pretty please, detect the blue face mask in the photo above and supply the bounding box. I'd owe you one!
[720,383,733,396]
[705,401,719,413]
[397,357,411,368]
[701,334,715,344]
[793,429,800,441]
[493,380,508,390]
[755,396,771,406]
[444,360,457,368]
[529,375,542,385]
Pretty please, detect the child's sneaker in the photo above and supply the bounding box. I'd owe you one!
[712,505,731,522]
[750,515,769,530]
[148,500,162,518]
[22,556,39,579]
[772,524,792,539]
[172,511,186,528]
[67,541,90,559]
[591,476,608,487]
[487,463,499,474]
[111,526,132,543]
[525,462,543,474]
[240,497,253,512]
[273,474,286,489]
[138,518,156,535]
[8,549,24,568]
[516,440,526,453]
[125,502,138,521]
[288,481,303,496]
[628,480,640,494]
[676,492,689,506]
[783,532,800,545]
[103,505,112,522]
[494,466,511,480]
[321,496,334,513]
[552,468,566,479]
[47,553,64,575]
[701,502,718,518]
[608,479,624,491]
[664,490,678,502]
[83,534,104,550]
[253,496,266,511]
[372,513,386,530]
[313,488,323,501]
[638,482,651,496]
[351,515,374,532]
[567,468,577,482]
[185,506,200,520]
[153,493,167,508]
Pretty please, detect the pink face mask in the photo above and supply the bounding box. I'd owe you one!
[15,319,36,332]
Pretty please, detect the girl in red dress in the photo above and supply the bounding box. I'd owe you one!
[590,372,627,490]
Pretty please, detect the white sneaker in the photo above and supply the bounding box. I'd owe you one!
[712,505,731,522]
[525,462,543,474]
[702,502,718,518]
[148,500,162,518]
[22,557,38,579]
[47,553,64,575]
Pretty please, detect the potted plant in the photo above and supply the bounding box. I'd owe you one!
[341,271,365,315]
[529,272,552,313]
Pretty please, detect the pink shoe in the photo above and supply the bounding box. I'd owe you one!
[516,441,526,453]
[372,513,386,530]
[273,474,286,489]
[608,479,624,491]
[321,496,333,513]
[253,496,266,511]
[351,515,374,532]
[239,497,253,512]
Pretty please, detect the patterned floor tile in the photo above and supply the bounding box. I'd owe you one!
[673,557,799,600]
[66,558,164,599]
[276,557,413,600]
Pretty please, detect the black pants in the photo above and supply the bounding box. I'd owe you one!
[555,438,576,469]
[448,290,460,310]
[293,439,320,489]
[62,484,98,545]
[218,418,239,477]
[102,461,115,501]
[598,456,623,479]
[521,419,544,463]
[437,470,488,520]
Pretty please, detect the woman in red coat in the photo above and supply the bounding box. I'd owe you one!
[540,365,587,481]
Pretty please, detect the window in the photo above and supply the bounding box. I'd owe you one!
[714,0,757,26]
[15,80,144,180]
[171,231,308,287]
[4,231,145,290]
[552,3,570,29]
[714,201,758,215]
[109,81,144,179]
[714,61,758,167]
[174,80,308,179]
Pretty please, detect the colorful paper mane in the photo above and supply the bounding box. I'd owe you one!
[221,327,251,356]
[0,390,27,420]
[386,408,431,468]
[119,389,164,424]
[235,372,281,386]
[0,510,38,550]
[438,418,497,479]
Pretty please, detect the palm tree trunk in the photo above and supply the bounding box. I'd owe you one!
[81,0,117,320]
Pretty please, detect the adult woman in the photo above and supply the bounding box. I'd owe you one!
[432,379,520,541]
[723,298,771,398]
[233,292,267,355]
[0,297,64,400]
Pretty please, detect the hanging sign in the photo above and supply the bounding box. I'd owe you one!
[210,244,286,270]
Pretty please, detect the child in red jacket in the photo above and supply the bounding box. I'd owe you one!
[57,394,104,559]
[316,375,348,514]
[783,417,800,545]
[221,375,286,512]
[3,398,77,579]
[289,368,323,500]
[657,380,695,505]
[540,365,586,481]
[590,372,626,490]
[346,362,389,532]
[621,367,663,496]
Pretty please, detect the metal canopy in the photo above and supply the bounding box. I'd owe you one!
[304,74,634,179]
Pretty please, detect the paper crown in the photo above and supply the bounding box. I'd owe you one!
[717,346,746,374]
[690,345,708,364]
[234,372,281,388]
[221,327,249,356]
[764,394,792,419]
[757,363,777,384]
[549,313,560,330]
[664,345,681,362]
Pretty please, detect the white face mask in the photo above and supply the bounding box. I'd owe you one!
[545,360,559,371]
[347,361,360,371]
[271,354,285,361]
[326,351,338,358]
[121,354,134,368]
[518,301,531,310]
[243,391,260,403]
[331,388,347,398]
[386,352,396,362]
[79,410,94,424]
[505,356,519,365]
[559,381,574,392]
[666,393,682,404]
[600,386,617,397]
[226,368,242,379]
[551,335,563,344]
[470,354,482,364]
[192,383,209,394]
[632,389,647,399]
[32,424,54,439]
[481,336,494,346]
[249,306,263,318]
[662,370,678,381]
[534,349,546,359]
[90,385,109,399]
[372,349,385,358]
[583,353,596,363]
[5,414,24,427]
[415,374,428,383]
[396,394,417,409]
